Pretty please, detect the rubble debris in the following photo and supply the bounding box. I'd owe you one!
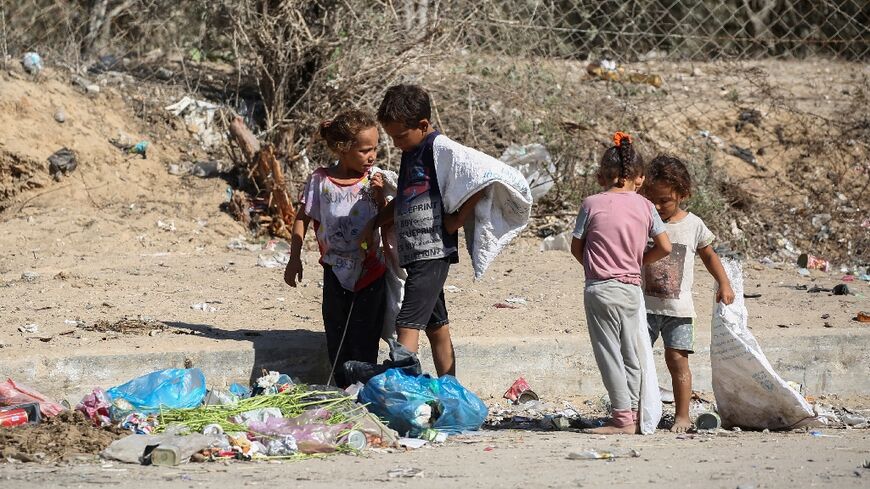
[47,148,78,180]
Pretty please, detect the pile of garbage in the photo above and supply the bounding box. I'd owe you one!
[1,352,489,465]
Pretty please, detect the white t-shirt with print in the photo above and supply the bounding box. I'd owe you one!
[642,212,715,318]
[302,166,393,291]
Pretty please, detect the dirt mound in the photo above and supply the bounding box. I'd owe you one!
[0,410,124,463]
[0,148,47,210]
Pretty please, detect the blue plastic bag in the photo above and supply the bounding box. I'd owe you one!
[359,368,488,436]
[106,368,206,412]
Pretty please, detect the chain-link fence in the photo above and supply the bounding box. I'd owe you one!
[2,0,868,265]
[435,0,869,61]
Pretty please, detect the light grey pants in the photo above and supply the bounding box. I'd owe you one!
[584,279,642,411]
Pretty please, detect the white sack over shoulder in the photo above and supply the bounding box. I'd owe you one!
[636,298,662,435]
[710,260,819,430]
[432,135,532,278]
[376,169,404,339]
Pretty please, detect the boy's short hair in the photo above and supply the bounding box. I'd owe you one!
[377,84,431,128]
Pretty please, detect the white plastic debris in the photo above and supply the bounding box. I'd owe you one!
[257,253,290,268]
[165,97,223,150]
[22,52,43,75]
[499,144,555,202]
[157,220,176,232]
[191,302,217,313]
[21,271,39,282]
[540,230,573,252]
[18,324,39,334]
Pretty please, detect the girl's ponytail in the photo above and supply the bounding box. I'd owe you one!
[613,132,633,188]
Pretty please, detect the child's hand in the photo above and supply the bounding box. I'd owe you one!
[284,256,304,287]
[717,282,735,305]
[370,171,384,196]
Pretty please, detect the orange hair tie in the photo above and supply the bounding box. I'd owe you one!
[613,131,632,147]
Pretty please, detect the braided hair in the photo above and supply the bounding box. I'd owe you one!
[598,132,644,188]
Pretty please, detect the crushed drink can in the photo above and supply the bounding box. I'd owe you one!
[0,407,29,428]
[695,412,722,430]
[797,254,830,272]
[344,430,368,450]
[503,377,538,404]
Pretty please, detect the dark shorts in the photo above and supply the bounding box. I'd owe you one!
[395,258,450,331]
[647,313,695,353]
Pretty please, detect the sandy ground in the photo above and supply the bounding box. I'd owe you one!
[0,197,866,359]
[0,428,868,489]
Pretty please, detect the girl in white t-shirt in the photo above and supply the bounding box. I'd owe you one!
[284,109,395,387]
[641,155,735,432]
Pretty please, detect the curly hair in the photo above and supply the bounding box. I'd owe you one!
[319,109,377,153]
[598,133,644,188]
[647,155,692,198]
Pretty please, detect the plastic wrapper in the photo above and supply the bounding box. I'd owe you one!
[0,378,66,418]
[247,409,349,454]
[359,368,488,437]
[105,368,206,413]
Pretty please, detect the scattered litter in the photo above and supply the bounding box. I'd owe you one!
[47,148,78,180]
[540,230,572,252]
[695,412,722,430]
[18,324,39,334]
[499,144,555,202]
[0,379,65,417]
[504,296,527,305]
[798,253,830,272]
[586,60,662,87]
[832,284,850,296]
[397,438,428,450]
[227,237,264,252]
[797,268,811,277]
[54,108,66,123]
[165,97,224,150]
[359,368,488,437]
[21,271,39,282]
[503,377,538,404]
[444,285,462,293]
[728,145,763,170]
[568,448,640,460]
[494,302,519,309]
[388,467,424,478]
[257,253,290,268]
[106,369,207,413]
[735,108,762,132]
[22,52,43,75]
[856,312,870,323]
[128,141,148,158]
[156,220,176,232]
[191,302,218,313]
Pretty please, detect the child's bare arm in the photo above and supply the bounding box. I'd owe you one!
[570,237,585,264]
[698,245,735,304]
[284,211,311,287]
[374,199,395,228]
[643,232,672,265]
[443,190,485,234]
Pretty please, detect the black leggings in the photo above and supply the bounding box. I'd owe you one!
[322,266,386,387]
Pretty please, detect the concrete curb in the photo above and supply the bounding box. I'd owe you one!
[2,330,868,401]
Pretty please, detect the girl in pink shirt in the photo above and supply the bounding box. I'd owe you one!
[571,132,672,434]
